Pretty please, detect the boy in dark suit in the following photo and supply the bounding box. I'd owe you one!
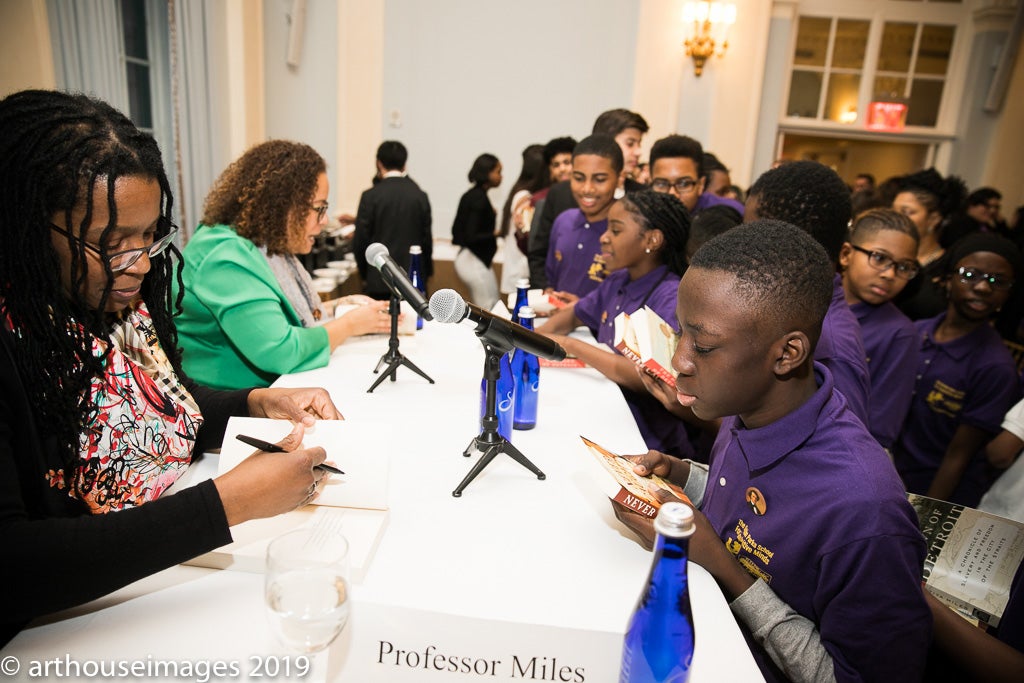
[353,141,433,299]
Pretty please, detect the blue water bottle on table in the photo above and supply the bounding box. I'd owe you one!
[512,306,539,430]
[408,245,426,330]
[512,278,530,324]
[619,502,696,683]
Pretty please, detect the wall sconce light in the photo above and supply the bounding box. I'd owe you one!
[682,1,737,77]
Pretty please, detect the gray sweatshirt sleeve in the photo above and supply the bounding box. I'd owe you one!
[730,580,837,683]
[681,460,708,508]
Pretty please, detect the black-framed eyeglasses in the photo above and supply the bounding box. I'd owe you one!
[651,178,699,195]
[50,222,179,272]
[310,202,329,222]
[850,245,919,280]
[955,266,1014,291]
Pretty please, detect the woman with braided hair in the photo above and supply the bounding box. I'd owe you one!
[540,190,695,457]
[0,90,342,645]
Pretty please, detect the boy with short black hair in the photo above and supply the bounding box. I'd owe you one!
[619,220,930,682]
[648,134,744,217]
[744,160,871,428]
[544,135,622,299]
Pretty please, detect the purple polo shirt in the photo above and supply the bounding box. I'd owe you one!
[544,209,607,297]
[851,300,917,448]
[694,192,745,217]
[895,314,1021,507]
[816,275,871,428]
[574,266,693,458]
[702,363,930,682]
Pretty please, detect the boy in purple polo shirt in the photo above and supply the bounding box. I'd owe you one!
[540,191,693,457]
[744,160,872,430]
[648,134,745,218]
[616,221,930,682]
[838,208,921,449]
[894,232,1022,507]
[544,135,621,301]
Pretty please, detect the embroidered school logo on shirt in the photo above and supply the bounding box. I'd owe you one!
[587,254,607,283]
[726,518,775,585]
[924,379,964,418]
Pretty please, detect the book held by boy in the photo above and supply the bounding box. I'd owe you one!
[612,306,679,385]
[579,436,689,518]
[908,493,1024,627]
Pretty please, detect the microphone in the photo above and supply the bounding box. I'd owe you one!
[428,289,566,361]
[365,243,432,320]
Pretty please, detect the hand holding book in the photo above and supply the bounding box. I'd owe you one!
[613,306,679,385]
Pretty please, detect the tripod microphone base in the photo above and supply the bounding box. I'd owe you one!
[367,350,434,392]
[452,435,546,497]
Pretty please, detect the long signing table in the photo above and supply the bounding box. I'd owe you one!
[3,320,762,682]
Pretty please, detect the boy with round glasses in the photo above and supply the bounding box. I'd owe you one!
[648,134,744,217]
[838,208,920,449]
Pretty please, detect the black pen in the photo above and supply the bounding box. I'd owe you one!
[235,434,345,475]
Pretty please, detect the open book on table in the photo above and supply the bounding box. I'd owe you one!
[612,306,679,385]
[182,417,391,582]
[908,493,1024,628]
[580,436,690,518]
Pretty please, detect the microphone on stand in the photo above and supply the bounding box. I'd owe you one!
[365,243,433,320]
[428,289,566,361]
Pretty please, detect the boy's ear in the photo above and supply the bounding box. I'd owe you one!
[772,331,812,375]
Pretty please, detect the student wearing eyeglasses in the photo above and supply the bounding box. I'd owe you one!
[894,233,1023,507]
[838,209,921,449]
[647,134,744,218]
[175,140,392,390]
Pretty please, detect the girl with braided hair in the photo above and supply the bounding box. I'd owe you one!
[0,90,342,645]
[540,190,695,457]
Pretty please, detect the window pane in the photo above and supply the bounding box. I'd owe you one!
[121,0,148,60]
[832,20,869,69]
[126,62,153,129]
[825,73,861,124]
[879,22,916,72]
[787,70,823,118]
[873,75,908,100]
[906,79,944,126]
[794,17,831,67]
[917,25,954,75]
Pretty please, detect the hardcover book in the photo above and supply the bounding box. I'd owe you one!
[612,306,679,385]
[579,436,689,518]
[908,493,1024,627]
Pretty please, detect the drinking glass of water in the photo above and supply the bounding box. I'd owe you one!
[265,527,350,652]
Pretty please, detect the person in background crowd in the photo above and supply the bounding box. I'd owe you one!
[648,135,744,217]
[452,153,503,309]
[838,208,920,449]
[0,89,343,646]
[528,109,648,288]
[498,144,546,295]
[891,168,968,321]
[894,233,1022,507]
[353,140,433,300]
[853,173,875,194]
[176,140,391,390]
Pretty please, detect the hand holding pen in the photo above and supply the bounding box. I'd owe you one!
[236,434,345,475]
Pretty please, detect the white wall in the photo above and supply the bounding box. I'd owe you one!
[262,0,340,191]
[381,0,641,240]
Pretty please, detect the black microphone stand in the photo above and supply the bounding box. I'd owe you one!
[452,338,545,497]
[367,282,434,393]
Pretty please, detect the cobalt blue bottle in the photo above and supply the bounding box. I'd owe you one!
[512,278,530,324]
[619,502,696,683]
[512,307,539,430]
[408,245,425,330]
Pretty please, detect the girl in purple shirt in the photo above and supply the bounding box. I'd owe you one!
[895,233,1023,506]
[838,208,920,448]
[539,190,693,456]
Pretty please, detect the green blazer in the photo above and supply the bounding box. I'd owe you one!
[174,225,329,390]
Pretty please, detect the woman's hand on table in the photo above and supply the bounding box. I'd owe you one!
[339,298,394,336]
[247,386,343,426]
[214,422,329,525]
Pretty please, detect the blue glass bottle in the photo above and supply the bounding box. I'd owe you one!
[619,502,696,683]
[512,307,539,430]
[408,245,425,330]
[512,278,530,324]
